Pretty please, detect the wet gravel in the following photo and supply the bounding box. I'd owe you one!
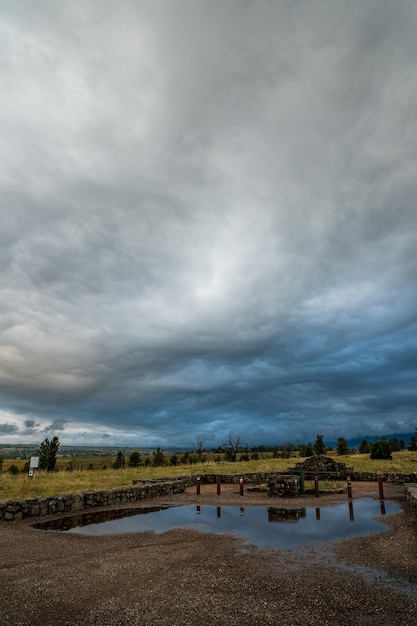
[1,482,416,625]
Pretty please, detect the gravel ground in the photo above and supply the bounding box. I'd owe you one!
[1,482,416,625]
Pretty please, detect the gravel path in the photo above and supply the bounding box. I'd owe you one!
[1,482,416,625]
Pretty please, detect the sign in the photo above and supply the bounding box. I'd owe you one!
[30,456,39,469]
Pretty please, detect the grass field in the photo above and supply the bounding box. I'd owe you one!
[1,451,416,502]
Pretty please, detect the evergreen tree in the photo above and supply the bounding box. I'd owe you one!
[313,434,326,455]
[152,447,165,467]
[408,428,417,451]
[38,436,60,471]
[358,439,370,454]
[336,437,349,455]
[128,451,141,467]
[370,439,392,460]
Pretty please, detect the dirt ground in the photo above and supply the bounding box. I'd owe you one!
[1,482,416,625]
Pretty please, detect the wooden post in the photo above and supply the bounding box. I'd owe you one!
[347,476,353,500]
[216,474,221,496]
[196,476,201,495]
[378,475,384,501]
[314,476,319,498]
[239,477,244,496]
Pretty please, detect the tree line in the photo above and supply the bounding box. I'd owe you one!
[1,428,416,474]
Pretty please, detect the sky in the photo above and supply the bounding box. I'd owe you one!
[0,1,416,450]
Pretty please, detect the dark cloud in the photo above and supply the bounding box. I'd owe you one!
[0,423,19,435]
[0,1,416,447]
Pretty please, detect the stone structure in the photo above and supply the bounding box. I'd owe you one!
[289,454,354,479]
[267,474,300,497]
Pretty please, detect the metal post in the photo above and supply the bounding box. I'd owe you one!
[216,474,221,496]
[239,477,244,496]
[314,476,319,498]
[196,476,201,495]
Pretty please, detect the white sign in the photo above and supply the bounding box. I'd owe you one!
[30,456,39,469]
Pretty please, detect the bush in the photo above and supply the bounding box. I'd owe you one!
[370,439,392,460]
[7,464,20,475]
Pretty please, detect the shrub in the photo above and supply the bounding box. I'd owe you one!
[370,439,392,460]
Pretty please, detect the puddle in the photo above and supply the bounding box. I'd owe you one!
[32,498,401,549]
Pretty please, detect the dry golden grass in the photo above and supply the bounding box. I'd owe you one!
[1,451,416,503]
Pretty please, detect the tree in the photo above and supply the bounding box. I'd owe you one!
[408,428,417,451]
[38,436,60,471]
[370,439,392,460]
[113,451,124,469]
[152,447,165,467]
[336,437,349,456]
[313,434,326,455]
[299,443,314,457]
[128,451,141,467]
[194,438,205,461]
[388,438,400,453]
[358,439,370,454]
[222,432,241,462]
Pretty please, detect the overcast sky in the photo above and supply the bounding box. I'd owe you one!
[0,1,416,449]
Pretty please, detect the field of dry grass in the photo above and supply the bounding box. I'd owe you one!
[1,451,416,502]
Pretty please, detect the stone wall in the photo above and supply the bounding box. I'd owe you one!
[0,478,192,522]
[405,484,417,512]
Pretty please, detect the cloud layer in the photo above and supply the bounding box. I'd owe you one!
[1,1,416,447]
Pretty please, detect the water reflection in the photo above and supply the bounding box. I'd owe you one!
[32,498,400,549]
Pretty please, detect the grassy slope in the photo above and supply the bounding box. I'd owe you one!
[1,452,416,502]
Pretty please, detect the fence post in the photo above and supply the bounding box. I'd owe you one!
[314,476,319,498]
[239,477,244,496]
[347,476,353,500]
[196,476,201,495]
[216,474,221,496]
[378,475,384,501]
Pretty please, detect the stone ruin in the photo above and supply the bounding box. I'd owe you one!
[288,454,354,480]
[267,474,300,497]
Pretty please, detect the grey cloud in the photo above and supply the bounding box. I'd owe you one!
[0,1,416,447]
[0,423,19,435]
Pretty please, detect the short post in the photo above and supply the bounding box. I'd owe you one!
[239,477,244,496]
[378,475,384,501]
[347,476,353,500]
[314,476,320,498]
[196,476,201,495]
[216,474,221,496]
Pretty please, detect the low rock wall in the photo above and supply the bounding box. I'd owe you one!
[0,478,192,522]
[2,471,417,522]
[405,484,417,512]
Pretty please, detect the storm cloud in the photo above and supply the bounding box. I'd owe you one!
[0,1,416,447]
